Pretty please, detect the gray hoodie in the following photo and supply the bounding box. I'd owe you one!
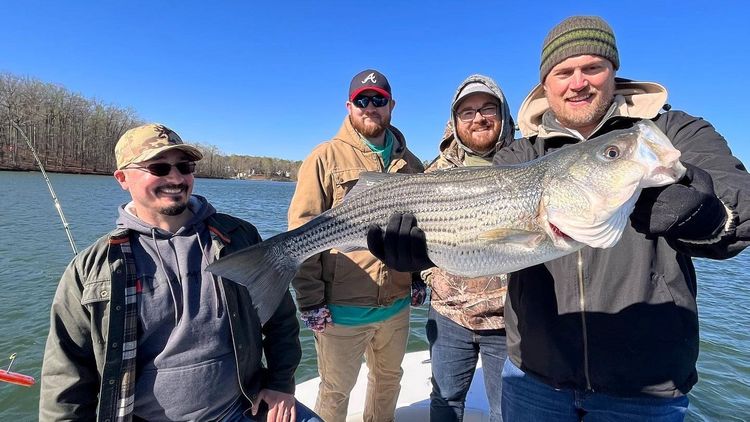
[116,195,241,421]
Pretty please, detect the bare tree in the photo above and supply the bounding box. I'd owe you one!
[0,71,301,180]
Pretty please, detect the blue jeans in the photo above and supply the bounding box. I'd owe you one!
[501,358,689,421]
[426,307,507,422]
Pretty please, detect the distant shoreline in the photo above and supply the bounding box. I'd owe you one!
[1,164,112,176]
[0,166,295,182]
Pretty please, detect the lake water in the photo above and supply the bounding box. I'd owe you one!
[0,171,748,421]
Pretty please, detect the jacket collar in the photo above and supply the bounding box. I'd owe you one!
[335,116,408,158]
[517,77,668,138]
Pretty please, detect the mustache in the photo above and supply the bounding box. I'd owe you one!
[470,121,493,129]
[565,88,595,100]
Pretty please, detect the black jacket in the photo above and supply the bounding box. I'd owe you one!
[494,80,750,397]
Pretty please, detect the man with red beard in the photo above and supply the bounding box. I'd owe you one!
[422,74,515,422]
[288,69,424,422]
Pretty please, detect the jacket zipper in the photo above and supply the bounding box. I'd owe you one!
[577,250,592,390]
[214,247,256,407]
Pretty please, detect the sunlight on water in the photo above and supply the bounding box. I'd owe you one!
[0,171,747,420]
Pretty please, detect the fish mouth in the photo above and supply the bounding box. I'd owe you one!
[547,221,577,248]
[549,223,567,239]
[539,200,579,249]
[648,163,687,187]
[545,221,578,250]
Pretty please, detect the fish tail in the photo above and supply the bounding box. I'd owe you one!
[206,238,299,325]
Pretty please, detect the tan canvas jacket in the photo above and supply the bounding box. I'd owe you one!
[288,117,424,311]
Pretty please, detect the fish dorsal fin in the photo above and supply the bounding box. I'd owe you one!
[478,228,545,250]
[346,172,408,199]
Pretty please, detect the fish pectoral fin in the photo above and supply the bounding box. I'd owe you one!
[478,228,545,250]
[334,245,368,253]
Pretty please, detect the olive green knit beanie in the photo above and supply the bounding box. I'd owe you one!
[540,15,619,82]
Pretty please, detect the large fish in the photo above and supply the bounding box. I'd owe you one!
[208,120,686,323]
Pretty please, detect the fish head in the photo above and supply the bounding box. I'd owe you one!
[542,120,686,248]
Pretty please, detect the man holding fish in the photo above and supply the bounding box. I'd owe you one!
[369,15,750,421]
[287,69,424,422]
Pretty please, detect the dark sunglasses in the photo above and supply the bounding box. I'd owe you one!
[352,95,389,108]
[127,161,196,176]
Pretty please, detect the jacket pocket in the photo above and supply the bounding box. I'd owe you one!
[81,280,112,306]
[331,168,366,204]
[81,280,112,348]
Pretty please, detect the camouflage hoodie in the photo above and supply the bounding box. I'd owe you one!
[422,74,514,330]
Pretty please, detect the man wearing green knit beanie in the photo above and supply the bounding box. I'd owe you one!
[367,13,750,422]
[493,14,748,421]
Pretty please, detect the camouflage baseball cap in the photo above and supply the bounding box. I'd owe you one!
[115,123,203,169]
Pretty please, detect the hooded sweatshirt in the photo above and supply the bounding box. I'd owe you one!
[428,74,515,169]
[422,74,515,330]
[493,78,750,396]
[116,195,240,421]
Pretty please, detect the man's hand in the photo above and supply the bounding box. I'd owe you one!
[299,306,332,333]
[367,212,435,272]
[411,275,427,306]
[631,163,727,240]
[252,389,296,422]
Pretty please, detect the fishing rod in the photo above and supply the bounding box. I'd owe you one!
[10,120,79,256]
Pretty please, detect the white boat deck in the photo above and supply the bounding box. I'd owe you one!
[295,350,490,421]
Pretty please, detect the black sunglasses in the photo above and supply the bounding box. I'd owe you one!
[352,95,389,108]
[127,161,196,176]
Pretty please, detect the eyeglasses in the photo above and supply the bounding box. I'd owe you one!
[352,95,389,108]
[127,161,196,176]
[456,104,499,122]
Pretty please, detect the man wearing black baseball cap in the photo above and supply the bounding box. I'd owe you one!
[288,69,424,422]
[346,69,395,144]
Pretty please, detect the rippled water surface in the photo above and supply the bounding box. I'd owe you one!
[0,171,747,421]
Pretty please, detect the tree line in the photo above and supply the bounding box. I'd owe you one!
[0,72,301,180]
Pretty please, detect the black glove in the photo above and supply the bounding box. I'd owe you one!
[366,212,435,272]
[631,163,726,240]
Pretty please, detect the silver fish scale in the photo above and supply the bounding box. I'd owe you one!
[207,121,687,325]
[279,163,569,277]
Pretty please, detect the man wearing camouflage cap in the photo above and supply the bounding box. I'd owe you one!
[40,123,320,422]
[370,15,749,421]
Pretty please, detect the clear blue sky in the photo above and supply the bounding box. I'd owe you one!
[3,1,748,165]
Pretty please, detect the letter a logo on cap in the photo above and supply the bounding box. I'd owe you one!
[361,73,377,84]
[349,69,391,100]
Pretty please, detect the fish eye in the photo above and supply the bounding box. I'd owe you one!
[603,146,621,159]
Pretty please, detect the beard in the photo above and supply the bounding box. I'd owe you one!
[156,184,190,216]
[551,78,615,133]
[351,113,391,138]
[456,121,501,154]
[160,202,188,216]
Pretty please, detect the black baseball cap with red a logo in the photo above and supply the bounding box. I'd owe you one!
[348,69,391,101]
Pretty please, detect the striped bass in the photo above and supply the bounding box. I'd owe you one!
[208,120,686,323]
